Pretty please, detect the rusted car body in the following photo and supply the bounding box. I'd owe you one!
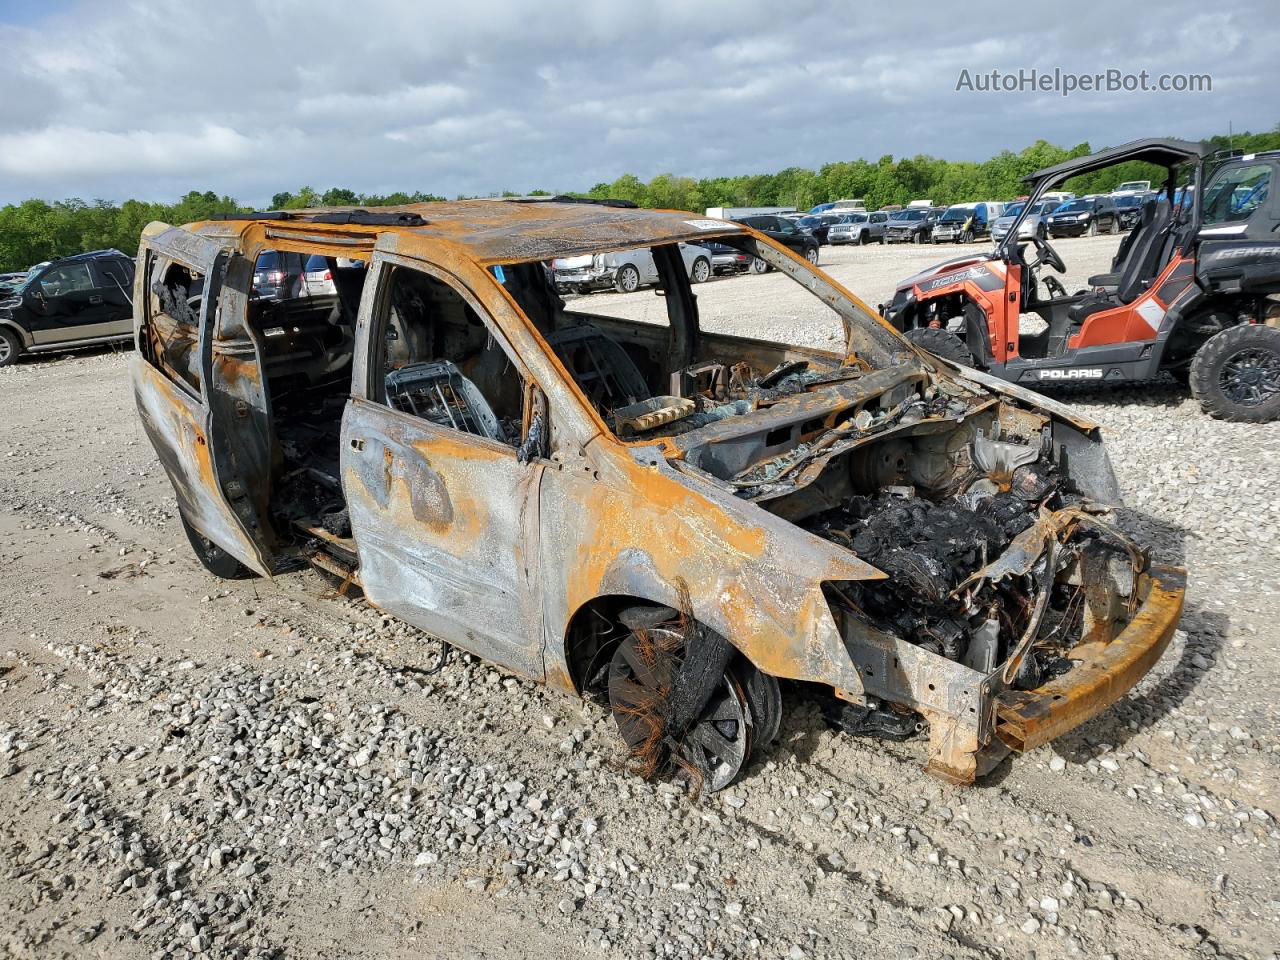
[131,199,1185,788]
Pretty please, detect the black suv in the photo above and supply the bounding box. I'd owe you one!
[735,215,820,271]
[1045,196,1121,237]
[0,249,136,367]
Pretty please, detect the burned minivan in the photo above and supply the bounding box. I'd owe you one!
[132,199,1185,790]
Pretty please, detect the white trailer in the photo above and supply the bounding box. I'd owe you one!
[704,206,796,220]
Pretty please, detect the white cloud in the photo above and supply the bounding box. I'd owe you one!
[0,0,1274,205]
[0,125,258,178]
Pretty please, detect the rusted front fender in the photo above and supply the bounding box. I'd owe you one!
[993,563,1186,753]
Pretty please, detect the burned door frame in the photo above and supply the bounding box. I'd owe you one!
[342,249,548,680]
[132,224,275,577]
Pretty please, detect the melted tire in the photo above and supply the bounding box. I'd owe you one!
[1190,324,1280,422]
[904,327,975,368]
[180,514,254,579]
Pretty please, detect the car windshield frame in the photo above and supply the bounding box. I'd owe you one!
[1055,199,1091,213]
[940,207,973,222]
[484,233,922,445]
[891,210,925,221]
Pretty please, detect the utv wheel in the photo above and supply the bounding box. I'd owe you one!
[804,246,819,265]
[750,257,769,275]
[690,257,711,284]
[0,327,20,367]
[180,514,254,579]
[904,326,974,367]
[1189,324,1280,422]
[614,264,640,293]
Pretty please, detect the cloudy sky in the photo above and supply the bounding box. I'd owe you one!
[0,0,1275,206]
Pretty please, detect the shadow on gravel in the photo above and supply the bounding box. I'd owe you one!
[1031,374,1191,410]
[1047,502,1228,764]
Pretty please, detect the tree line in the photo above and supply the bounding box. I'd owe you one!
[2,126,1275,273]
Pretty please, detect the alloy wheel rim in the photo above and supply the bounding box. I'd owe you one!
[1220,347,1280,406]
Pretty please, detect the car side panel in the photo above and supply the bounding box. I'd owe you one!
[537,443,882,696]
[341,399,547,680]
[132,356,269,573]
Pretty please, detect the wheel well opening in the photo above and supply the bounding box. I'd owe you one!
[563,595,669,697]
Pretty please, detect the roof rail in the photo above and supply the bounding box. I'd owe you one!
[209,209,427,227]
[209,211,296,221]
[308,210,427,227]
[506,195,639,209]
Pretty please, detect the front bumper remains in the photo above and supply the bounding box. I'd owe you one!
[992,563,1184,753]
[554,267,615,292]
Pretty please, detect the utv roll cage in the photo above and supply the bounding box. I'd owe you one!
[996,138,1209,260]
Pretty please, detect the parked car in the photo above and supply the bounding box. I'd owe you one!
[296,254,337,297]
[0,249,135,367]
[1111,180,1151,197]
[553,241,711,293]
[931,202,1000,243]
[1112,194,1145,230]
[1046,196,1121,237]
[696,240,753,275]
[884,208,943,244]
[795,213,844,245]
[827,211,890,245]
[295,254,366,297]
[134,199,1184,792]
[252,250,308,300]
[990,199,1058,242]
[734,214,820,270]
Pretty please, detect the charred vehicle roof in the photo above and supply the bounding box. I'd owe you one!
[132,198,1186,792]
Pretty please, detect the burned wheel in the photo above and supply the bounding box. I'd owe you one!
[179,513,254,580]
[1190,324,1280,422]
[735,659,782,749]
[607,626,757,792]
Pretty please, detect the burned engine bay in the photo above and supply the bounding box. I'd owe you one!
[553,320,1146,698]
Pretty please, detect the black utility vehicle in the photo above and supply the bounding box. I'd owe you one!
[734,215,820,271]
[0,249,135,367]
[1046,196,1121,237]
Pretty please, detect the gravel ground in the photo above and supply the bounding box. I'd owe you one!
[1,234,1278,960]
